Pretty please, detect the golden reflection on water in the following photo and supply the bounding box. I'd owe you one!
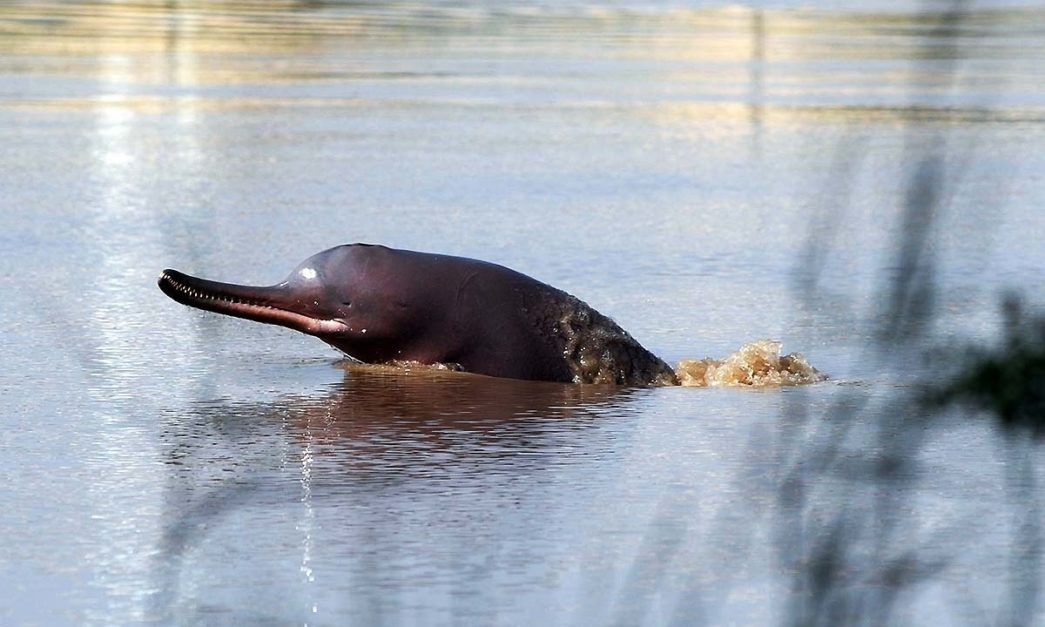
[2,1,1041,126]
[3,2,1042,60]
[0,1,370,53]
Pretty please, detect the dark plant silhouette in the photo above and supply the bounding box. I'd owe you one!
[776,0,1045,624]
[929,295,1045,437]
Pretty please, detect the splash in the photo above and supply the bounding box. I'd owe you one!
[675,340,826,387]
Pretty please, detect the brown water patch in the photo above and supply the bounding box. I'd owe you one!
[675,339,825,387]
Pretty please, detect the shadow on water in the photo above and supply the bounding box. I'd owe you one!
[768,1,1045,625]
[147,365,634,622]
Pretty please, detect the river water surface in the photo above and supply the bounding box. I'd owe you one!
[2,1,1045,625]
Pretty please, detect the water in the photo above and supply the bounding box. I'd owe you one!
[2,1,1044,624]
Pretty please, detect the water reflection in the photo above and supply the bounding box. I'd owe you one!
[150,365,633,621]
[272,365,629,478]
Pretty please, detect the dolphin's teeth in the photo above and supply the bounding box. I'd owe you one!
[162,275,276,311]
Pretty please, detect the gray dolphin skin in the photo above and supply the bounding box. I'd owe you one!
[158,244,678,385]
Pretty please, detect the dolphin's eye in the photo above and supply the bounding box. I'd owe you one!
[342,301,352,307]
